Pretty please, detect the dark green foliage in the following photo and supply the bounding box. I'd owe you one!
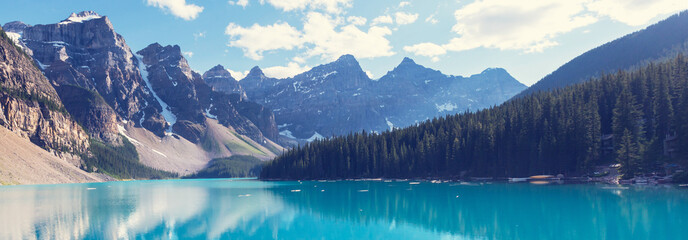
[0,85,67,114]
[261,54,688,180]
[83,136,177,179]
[185,155,262,179]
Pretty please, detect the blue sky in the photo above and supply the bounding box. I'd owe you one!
[1,0,687,85]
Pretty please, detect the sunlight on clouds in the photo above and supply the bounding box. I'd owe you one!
[227,69,249,80]
[447,0,597,53]
[263,62,312,78]
[303,12,395,60]
[225,22,302,60]
[225,12,394,61]
[403,42,446,61]
[395,12,419,25]
[228,0,249,8]
[347,16,367,26]
[146,0,204,20]
[587,0,688,26]
[398,1,411,8]
[183,51,194,58]
[264,0,352,14]
[372,15,394,25]
[425,14,439,24]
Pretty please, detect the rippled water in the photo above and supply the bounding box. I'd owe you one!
[0,179,687,239]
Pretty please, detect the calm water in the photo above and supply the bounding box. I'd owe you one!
[1,179,687,240]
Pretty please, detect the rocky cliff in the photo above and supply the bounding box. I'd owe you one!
[4,11,168,140]
[0,27,89,153]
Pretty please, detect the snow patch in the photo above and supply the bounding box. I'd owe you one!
[152,149,168,158]
[385,118,394,131]
[205,104,217,119]
[136,54,177,132]
[352,93,361,97]
[307,132,325,142]
[117,125,143,146]
[435,102,458,112]
[5,32,24,49]
[59,13,103,25]
[279,129,296,139]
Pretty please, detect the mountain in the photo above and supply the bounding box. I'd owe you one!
[3,11,166,141]
[241,55,526,141]
[261,54,688,180]
[0,27,105,184]
[1,12,284,182]
[516,10,688,98]
[203,64,247,100]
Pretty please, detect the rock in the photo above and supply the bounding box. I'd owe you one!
[8,11,167,141]
[203,64,247,100]
[241,55,527,140]
[0,27,89,152]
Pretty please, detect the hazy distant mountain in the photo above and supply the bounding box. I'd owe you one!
[516,10,688,98]
[241,55,526,141]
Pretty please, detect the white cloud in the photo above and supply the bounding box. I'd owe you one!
[229,0,249,8]
[226,12,394,61]
[263,62,311,78]
[372,15,394,25]
[347,16,367,26]
[193,31,205,40]
[587,0,688,26]
[425,14,438,24]
[445,0,597,53]
[302,12,395,60]
[395,12,419,25]
[225,22,303,60]
[398,1,411,8]
[403,42,446,58]
[182,51,194,57]
[263,0,352,14]
[146,0,204,20]
[227,69,249,80]
[365,70,374,79]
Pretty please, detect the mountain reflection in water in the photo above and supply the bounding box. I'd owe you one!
[0,179,687,239]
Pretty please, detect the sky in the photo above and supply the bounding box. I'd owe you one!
[1,0,687,86]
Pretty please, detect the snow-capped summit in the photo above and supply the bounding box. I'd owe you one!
[60,11,103,24]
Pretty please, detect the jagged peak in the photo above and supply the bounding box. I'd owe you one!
[400,57,416,65]
[60,11,104,24]
[247,66,265,78]
[203,64,235,80]
[2,21,31,33]
[335,54,358,64]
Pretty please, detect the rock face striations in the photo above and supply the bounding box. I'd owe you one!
[4,11,167,141]
[240,55,526,141]
[0,27,89,153]
[136,43,278,144]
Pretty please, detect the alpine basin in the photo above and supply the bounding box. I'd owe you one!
[0,179,687,239]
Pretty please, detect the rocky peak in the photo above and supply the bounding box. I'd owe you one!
[203,64,246,99]
[203,64,234,80]
[246,66,266,80]
[2,21,30,33]
[60,11,103,24]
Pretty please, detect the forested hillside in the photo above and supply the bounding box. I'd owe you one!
[261,55,688,180]
[516,11,688,98]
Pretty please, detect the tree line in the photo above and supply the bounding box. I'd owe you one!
[261,54,688,180]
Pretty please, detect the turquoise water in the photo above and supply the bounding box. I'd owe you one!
[0,180,687,239]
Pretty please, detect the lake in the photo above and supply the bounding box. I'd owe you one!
[0,179,687,239]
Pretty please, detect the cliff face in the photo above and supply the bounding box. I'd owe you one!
[137,43,278,144]
[6,11,168,139]
[0,27,89,153]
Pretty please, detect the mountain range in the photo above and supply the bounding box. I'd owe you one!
[0,11,525,184]
[240,55,525,141]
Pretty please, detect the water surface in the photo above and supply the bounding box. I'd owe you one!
[0,179,687,239]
